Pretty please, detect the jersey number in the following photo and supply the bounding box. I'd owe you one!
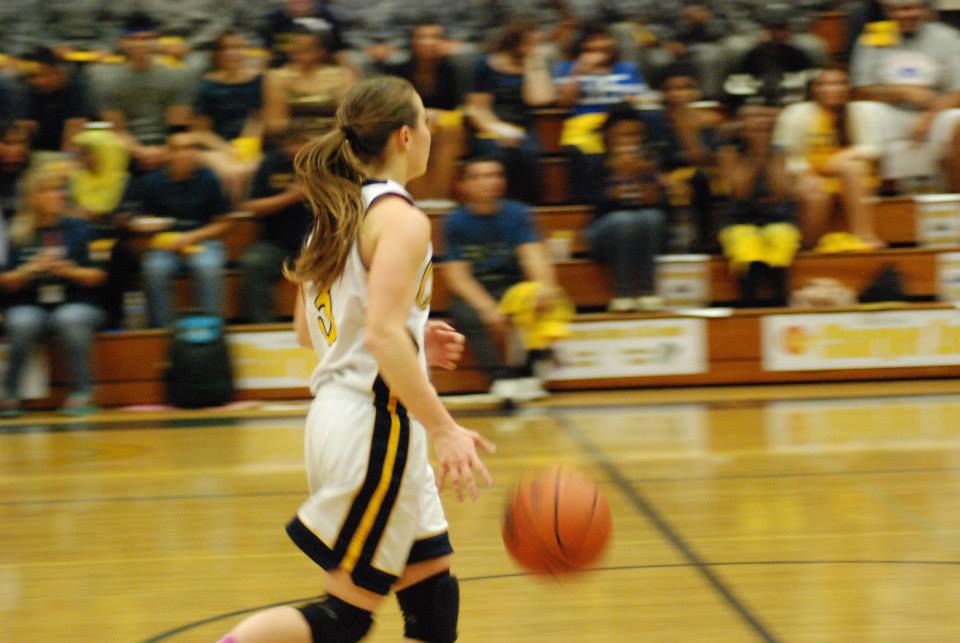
[314,290,338,346]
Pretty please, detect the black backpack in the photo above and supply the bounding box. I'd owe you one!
[165,313,235,408]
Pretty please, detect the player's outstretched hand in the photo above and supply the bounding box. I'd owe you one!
[425,321,465,370]
[434,424,495,502]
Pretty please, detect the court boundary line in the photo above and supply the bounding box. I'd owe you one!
[8,386,960,434]
[11,465,960,507]
[137,559,960,642]
[553,411,782,643]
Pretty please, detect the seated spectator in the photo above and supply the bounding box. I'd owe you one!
[118,0,231,76]
[0,203,7,268]
[725,3,820,107]
[387,1,488,57]
[264,27,356,137]
[718,105,800,306]
[0,1,32,58]
[93,13,192,172]
[466,21,556,203]
[851,0,960,190]
[554,21,648,202]
[587,105,667,312]
[71,126,130,221]
[260,0,347,68]
[0,121,32,218]
[192,31,264,202]
[442,157,561,402]
[34,0,118,59]
[0,77,14,124]
[238,125,311,323]
[845,0,887,60]
[472,0,616,55]
[0,167,107,417]
[123,128,234,327]
[646,1,730,99]
[335,0,408,69]
[773,66,886,249]
[194,32,264,143]
[647,63,722,252]
[385,21,465,201]
[15,48,95,152]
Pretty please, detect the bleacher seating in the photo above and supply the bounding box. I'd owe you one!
[13,9,960,411]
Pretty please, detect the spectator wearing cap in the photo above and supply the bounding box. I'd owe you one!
[851,0,960,190]
[725,3,820,107]
[15,48,95,152]
[645,0,731,100]
[92,13,192,172]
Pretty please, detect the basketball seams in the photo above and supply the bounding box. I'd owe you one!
[553,468,567,557]
[502,467,611,575]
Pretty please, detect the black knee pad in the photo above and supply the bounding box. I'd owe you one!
[396,571,460,642]
[298,595,373,643]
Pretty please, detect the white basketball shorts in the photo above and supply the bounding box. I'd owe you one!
[286,377,452,595]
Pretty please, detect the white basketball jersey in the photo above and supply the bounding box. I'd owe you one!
[303,180,433,397]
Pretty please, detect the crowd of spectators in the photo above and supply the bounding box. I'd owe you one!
[3,0,960,411]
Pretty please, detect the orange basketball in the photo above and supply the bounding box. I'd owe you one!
[501,466,612,575]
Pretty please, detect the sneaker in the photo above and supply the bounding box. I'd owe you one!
[489,378,522,401]
[635,295,665,311]
[510,377,550,402]
[59,393,98,417]
[607,297,635,312]
[0,399,24,419]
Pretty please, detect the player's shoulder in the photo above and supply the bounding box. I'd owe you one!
[365,193,430,240]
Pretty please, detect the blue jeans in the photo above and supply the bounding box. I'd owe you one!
[3,303,106,400]
[142,240,226,328]
[239,241,287,323]
[586,209,666,298]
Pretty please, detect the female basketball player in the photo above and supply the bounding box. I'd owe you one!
[218,77,494,643]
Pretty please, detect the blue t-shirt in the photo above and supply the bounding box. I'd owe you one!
[122,167,231,231]
[443,199,538,295]
[553,61,646,116]
[4,217,98,309]
[193,76,264,141]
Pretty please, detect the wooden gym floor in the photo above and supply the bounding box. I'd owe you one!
[5,379,960,642]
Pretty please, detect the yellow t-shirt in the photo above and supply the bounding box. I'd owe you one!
[806,107,842,193]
